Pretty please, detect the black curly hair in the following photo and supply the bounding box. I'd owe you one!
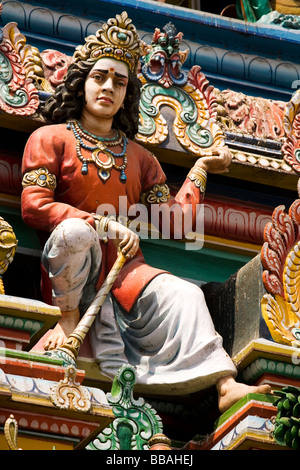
[41,60,142,140]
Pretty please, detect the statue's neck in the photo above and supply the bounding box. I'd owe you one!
[79,112,114,138]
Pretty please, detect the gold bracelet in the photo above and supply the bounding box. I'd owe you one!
[93,214,110,243]
[187,166,207,193]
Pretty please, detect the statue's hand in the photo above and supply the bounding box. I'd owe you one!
[195,147,232,174]
[107,220,140,259]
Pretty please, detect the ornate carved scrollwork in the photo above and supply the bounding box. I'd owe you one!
[86,364,163,450]
[0,22,39,115]
[282,90,300,173]
[261,186,300,346]
[136,22,225,156]
[51,365,92,412]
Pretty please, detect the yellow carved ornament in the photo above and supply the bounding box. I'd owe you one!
[0,217,18,295]
[51,365,91,412]
[261,240,300,347]
[4,415,21,450]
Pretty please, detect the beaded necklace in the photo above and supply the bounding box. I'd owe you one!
[67,120,128,183]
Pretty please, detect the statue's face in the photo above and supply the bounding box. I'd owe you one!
[83,58,129,120]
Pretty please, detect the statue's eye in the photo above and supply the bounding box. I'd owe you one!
[158,37,167,46]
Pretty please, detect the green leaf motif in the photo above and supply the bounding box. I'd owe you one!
[138,82,213,148]
[86,364,163,451]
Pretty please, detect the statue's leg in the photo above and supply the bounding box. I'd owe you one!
[41,218,102,314]
[93,273,237,394]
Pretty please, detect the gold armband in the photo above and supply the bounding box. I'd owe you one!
[140,183,170,206]
[187,167,207,193]
[22,167,57,191]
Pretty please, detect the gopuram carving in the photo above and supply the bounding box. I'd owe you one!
[261,90,300,347]
[136,22,225,155]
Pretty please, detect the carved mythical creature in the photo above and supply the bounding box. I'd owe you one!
[137,22,225,155]
[140,22,189,88]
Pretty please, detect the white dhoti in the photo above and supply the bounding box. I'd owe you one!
[42,218,237,394]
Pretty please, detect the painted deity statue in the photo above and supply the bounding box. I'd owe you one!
[21,12,271,412]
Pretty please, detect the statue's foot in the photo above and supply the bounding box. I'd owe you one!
[217,376,272,414]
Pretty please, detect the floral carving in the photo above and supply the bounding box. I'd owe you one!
[261,188,300,346]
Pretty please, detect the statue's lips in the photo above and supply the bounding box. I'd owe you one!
[97,97,114,104]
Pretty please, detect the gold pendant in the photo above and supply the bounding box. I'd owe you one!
[98,168,111,181]
[91,148,115,182]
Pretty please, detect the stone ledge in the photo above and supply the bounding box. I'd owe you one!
[0,294,61,351]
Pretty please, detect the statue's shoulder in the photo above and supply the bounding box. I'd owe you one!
[128,138,157,161]
[31,123,69,138]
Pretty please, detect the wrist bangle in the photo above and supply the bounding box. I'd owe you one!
[93,214,110,243]
[188,166,207,192]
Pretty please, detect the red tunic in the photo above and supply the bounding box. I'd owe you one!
[21,124,203,311]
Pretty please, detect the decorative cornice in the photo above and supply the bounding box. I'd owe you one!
[211,415,275,450]
[0,367,114,449]
[0,294,61,351]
